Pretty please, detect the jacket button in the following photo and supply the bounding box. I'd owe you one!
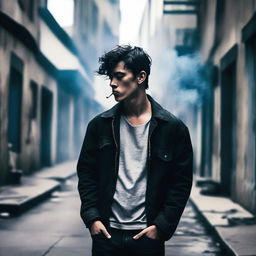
[164,154,167,158]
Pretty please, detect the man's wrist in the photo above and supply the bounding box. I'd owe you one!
[88,218,101,230]
[154,224,166,240]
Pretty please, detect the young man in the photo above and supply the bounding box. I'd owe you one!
[77,45,193,256]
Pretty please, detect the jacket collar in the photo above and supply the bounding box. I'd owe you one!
[100,94,170,122]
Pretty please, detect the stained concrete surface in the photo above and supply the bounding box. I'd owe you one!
[191,185,256,256]
[0,176,223,256]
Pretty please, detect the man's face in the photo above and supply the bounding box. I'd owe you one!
[109,61,139,102]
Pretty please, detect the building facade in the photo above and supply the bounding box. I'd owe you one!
[138,0,256,214]
[0,0,118,185]
[198,0,256,214]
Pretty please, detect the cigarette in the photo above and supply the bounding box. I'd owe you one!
[106,92,113,98]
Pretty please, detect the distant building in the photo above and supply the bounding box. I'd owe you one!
[138,0,199,54]
[138,0,201,173]
[72,0,120,109]
[0,0,119,185]
[73,0,120,75]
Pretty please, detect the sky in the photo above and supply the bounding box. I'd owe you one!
[47,0,74,27]
[119,0,147,44]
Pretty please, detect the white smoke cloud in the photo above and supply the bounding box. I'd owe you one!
[149,48,207,114]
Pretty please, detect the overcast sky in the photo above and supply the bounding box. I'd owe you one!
[48,0,74,27]
[119,0,147,44]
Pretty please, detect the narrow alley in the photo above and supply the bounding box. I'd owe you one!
[0,175,222,256]
[1,1,256,255]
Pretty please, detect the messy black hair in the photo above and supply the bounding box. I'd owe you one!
[97,45,152,89]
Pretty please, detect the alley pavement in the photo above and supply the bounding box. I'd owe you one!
[190,183,256,256]
[0,162,255,256]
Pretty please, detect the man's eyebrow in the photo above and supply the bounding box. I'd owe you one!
[112,71,126,75]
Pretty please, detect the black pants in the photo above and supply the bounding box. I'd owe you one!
[91,227,165,256]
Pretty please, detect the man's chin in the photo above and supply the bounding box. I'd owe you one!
[114,94,124,102]
[114,92,134,102]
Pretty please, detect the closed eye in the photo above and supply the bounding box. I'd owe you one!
[116,74,124,80]
[110,72,125,80]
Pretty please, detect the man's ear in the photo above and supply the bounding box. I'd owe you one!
[137,71,147,85]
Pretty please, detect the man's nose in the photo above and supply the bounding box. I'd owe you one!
[110,78,118,88]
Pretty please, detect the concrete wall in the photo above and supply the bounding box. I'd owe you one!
[0,0,102,184]
[1,0,40,43]
[0,26,58,179]
[199,0,256,213]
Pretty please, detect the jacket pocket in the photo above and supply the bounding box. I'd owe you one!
[154,149,174,175]
[156,149,173,162]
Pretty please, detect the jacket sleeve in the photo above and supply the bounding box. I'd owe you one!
[77,119,101,229]
[153,123,193,241]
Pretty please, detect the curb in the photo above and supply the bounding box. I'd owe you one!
[17,182,60,214]
[189,198,237,256]
[0,161,77,216]
[0,180,60,216]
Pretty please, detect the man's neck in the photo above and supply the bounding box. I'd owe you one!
[122,90,152,119]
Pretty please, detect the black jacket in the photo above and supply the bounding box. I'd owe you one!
[77,95,193,241]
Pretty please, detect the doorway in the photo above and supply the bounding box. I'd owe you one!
[8,55,23,154]
[245,36,256,191]
[40,87,53,167]
[220,50,237,196]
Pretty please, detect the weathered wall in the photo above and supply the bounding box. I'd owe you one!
[0,26,58,179]
[199,0,256,213]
